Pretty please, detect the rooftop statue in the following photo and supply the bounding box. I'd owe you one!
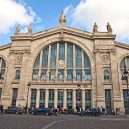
[15,25,20,34]
[107,22,112,33]
[27,24,32,34]
[59,11,66,27]
[93,23,98,33]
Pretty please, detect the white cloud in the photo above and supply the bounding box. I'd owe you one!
[0,0,41,34]
[67,0,129,42]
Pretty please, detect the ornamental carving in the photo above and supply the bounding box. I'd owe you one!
[15,54,23,64]
[101,54,110,63]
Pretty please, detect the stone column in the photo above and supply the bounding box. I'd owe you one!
[46,45,51,82]
[72,89,76,110]
[45,89,49,108]
[94,52,104,108]
[54,89,58,108]
[28,88,31,108]
[73,45,76,82]
[82,89,85,110]
[63,89,67,109]
[38,50,43,80]
[64,43,67,82]
[110,51,122,109]
[82,50,85,82]
[36,89,40,108]
[55,43,59,81]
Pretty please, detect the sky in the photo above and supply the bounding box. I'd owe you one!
[1,0,129,45]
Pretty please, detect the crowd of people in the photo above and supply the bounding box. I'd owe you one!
[0,104,122,116]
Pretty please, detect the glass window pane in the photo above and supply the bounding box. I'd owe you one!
[58,69,64,80]
[49,69,55,80]
[126,57,129,69]
[39,89,45,108]
[48,89,54,107]
[50,44,57,68]
[41,69,47,80]
[1,59,6,68]
[59,43,65,60]
[105,89,111,109]
[34,53,40,68]
[75,46,82,68]
[0,69,5,80]
[31,89,37,108]
[67,89,72,108]
[15,69,21,79]
[67,69,73,80]
[42,46,49,68]
[76,89,82,107]
[85,90,91,109]
[67,44,73,68]
[58,90,64,107]
[32,69,39,80]
[84,53,90,68]
[76,69,82,80]
[85,69,91,80]
[12,88,18,107]
[104,70,110,80]
[120,59,125,68]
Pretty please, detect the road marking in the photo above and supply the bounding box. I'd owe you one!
[41,120,65,129]
[100,118,129,121]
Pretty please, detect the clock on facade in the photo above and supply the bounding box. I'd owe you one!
[58,60,65,67]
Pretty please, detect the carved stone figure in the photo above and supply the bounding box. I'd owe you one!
[93,23,98,33]
[15,25,20,34]
[59,11,66,27]
[27,24,32,34]
[107,22,112,33]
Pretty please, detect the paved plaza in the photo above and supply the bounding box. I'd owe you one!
[0,114,129,129]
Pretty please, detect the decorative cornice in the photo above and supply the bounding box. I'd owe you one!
[0,43,11,50]
[93,32,116,40]
[94,49,116,53]
[32,27,93,41]
[11,34,32,41]
[10,49,30,54]
[115,41,129,50]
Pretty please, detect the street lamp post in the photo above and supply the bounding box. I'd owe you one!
[26,82,31,113]
[122,65,129,114]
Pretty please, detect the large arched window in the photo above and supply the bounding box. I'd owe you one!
[32,42,91,81]
[120,56,129,75]
[0,57,6,80]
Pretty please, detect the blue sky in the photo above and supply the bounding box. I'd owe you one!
[1,0,129,45]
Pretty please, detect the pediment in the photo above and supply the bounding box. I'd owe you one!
[32,26,93,41]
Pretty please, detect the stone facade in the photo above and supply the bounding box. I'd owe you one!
[0,13,129,114]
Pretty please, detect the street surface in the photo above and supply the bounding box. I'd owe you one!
[0,114,129,129]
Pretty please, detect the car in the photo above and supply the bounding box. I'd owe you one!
[81,108,100,116]
[30,108,50,115]
[4,107,25,114]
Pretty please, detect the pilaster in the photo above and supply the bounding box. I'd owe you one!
[45,89,49,108]
[63,89,67,109]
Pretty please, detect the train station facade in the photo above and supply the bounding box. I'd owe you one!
[0,12,129,113]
